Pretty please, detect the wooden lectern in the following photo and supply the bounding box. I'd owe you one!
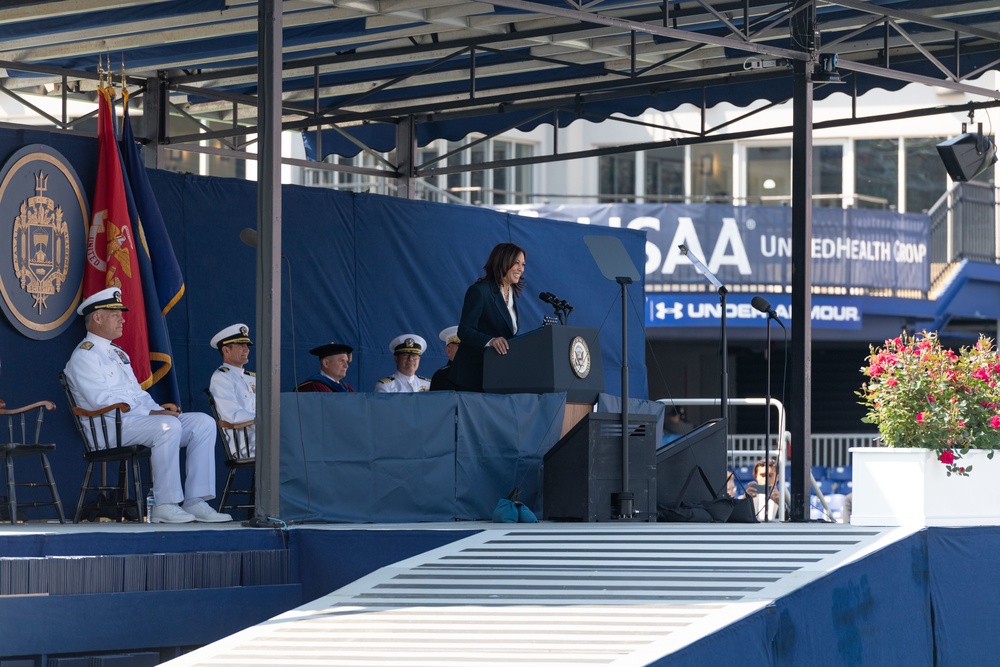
[483,325,604,436]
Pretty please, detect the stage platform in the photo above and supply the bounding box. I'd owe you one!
[3,520,1000,666]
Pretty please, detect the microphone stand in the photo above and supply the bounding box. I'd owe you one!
[763,313,772,522]
[679,245,731,471]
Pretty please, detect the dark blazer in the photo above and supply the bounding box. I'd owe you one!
[449,280,518,391]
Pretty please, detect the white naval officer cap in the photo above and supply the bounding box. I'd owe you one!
[390,334,426,355]
[439,326,460,345]
[210,323,254,349]
[77,287,129,316]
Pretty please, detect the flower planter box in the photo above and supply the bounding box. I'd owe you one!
[850,447,1000,527]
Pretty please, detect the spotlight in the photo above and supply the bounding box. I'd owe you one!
[936,124,998,182]
[813,54,843,83]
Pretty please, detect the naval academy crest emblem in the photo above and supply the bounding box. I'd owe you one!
[0,145,88,339]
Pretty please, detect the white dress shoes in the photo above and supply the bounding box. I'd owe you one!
[150,503,196,524]
[183,500,233,523]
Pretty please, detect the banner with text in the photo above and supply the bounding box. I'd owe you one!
[645,293,862,329]
[501,204,929,293]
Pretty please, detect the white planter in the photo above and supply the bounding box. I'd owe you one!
[849,447,1000,527]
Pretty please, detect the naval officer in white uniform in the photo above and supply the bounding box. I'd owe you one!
[208,323,256,457]
[63,288,232,524]
[373,334,431,392]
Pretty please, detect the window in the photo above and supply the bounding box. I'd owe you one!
[855,139,898,209]
[746,145,790,205]
[598,154,635,202]
[645,147,684,201]
[691,144,732,202]
[813,145,844,208]
[419,138,533,205]
[904,137,948,213]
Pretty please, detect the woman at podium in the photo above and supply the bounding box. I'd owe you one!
[449,242,525,391]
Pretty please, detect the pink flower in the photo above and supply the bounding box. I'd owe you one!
[973,368,990,381]
[990,415,1000,429]
[887,378,898,387]
[927,394,935,403]
[917,412,925,424]
[940,450,955,465]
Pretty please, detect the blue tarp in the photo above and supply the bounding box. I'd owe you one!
[280,392,566,522]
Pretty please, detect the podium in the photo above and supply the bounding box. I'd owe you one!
[483,325,604,403]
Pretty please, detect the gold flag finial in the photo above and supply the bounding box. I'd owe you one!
[120,54,129,104]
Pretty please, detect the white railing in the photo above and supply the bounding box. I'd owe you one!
[730,432,880,468]
[657,397,881,520]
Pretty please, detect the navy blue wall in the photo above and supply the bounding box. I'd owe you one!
[0,129,647,520]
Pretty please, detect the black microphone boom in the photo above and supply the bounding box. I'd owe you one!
[539,291,572,311]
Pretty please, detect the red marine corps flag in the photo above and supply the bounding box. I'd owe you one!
[83,85,153,386]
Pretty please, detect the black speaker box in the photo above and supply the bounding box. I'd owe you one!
[656,418,728,507]
[936,133,998,182]
[542,412,657,521]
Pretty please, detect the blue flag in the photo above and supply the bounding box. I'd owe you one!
[118,93,185,404]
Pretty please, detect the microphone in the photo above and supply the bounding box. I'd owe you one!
[239,228,258,248]
[751,296,785,327]
[539,291,572,311]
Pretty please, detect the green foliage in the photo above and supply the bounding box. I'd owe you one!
[857,331,1000,477]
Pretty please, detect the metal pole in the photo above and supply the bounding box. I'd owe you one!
[789,0,815,522]
[616,277,634,518]
[253,0,282,526]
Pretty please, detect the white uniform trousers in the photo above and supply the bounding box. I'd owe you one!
[121,412,217,506]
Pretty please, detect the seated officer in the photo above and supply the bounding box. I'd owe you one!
[429,325,460,391]
[374,334,430,392]
[63,288,231,524]
[208,323,256,457]
[295,342,355,392]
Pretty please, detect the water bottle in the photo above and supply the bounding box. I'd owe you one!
[145,489,155,523]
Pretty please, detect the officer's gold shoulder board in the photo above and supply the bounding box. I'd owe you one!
[79,341,94,350]
[244,370,256,377]
[378,376,393,384]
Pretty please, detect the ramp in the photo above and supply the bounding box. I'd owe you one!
[165,523,916,666]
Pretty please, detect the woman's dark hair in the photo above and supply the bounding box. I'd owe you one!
[479,242,526,296]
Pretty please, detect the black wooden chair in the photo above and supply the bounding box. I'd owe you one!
[0,399,66,524]
[204,388,256,519]
[58,371,155,523]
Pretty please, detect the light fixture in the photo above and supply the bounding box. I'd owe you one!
[937,122,998,182]
[762,178,777,190]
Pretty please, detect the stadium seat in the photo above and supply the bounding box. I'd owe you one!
[811,465,828,481]
[827,466,852,481]
[735,466,754,483]
[835,479,853,494]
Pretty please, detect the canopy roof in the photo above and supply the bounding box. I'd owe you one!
[2,0,999,164]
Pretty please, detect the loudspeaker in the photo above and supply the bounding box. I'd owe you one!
[542,412,657,521]
[936,133,998,182]
[656,418,728,508]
